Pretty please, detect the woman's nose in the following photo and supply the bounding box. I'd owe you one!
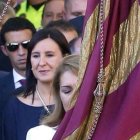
[39,56,46,66]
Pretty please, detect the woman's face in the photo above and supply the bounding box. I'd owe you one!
[31,38,63,83]
[59,70,78,111]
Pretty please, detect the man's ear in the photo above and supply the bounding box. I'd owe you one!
[1,45,8,56]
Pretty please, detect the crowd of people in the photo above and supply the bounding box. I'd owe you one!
[1,0,140,140]
[0,0,87,140]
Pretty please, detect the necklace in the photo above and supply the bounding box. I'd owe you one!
[36,87,50,115]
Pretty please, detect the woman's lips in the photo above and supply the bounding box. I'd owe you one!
[39,70,50,75]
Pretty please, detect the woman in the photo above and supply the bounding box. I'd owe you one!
[26,54,80,140]
[2,28,71,140]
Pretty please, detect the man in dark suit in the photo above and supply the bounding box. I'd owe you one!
[0,17,36,139]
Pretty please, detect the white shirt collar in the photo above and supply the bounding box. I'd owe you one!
[13,69,25,84]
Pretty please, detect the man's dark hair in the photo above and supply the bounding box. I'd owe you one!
[45,19,77,33]
[1,17,36,45]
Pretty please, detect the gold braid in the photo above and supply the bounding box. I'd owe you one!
[87,0,106,139]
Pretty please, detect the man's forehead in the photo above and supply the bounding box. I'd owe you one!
[66,0,87,10]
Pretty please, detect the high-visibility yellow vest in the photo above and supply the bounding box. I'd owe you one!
[16,1,44,29]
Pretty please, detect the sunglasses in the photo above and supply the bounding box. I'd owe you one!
[5,40,30,52]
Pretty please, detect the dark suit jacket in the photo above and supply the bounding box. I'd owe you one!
[0,72,15,108]
[0,72,24,139]
[0,71,9,79]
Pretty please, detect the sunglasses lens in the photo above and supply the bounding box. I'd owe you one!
[7,44,19,52]
[6,40,30,51]
[21,41,30,49]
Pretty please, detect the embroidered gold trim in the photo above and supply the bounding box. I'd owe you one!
[129,132,140,140]
[104,0,140,94]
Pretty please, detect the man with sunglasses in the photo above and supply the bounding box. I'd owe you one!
[0,17,36,139]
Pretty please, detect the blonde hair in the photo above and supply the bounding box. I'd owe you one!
[40,54,80,127]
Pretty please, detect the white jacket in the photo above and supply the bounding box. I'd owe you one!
[26,125,56,140]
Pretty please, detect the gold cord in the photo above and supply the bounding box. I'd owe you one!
[87,0,106,139]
